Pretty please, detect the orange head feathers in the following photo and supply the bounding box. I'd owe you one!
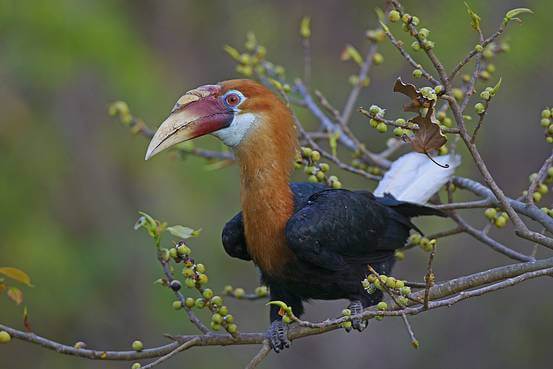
[146,79,299,274]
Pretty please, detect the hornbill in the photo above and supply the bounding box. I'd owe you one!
[145,79,451,352]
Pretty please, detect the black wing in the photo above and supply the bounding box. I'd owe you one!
[221,183,327,261]
[285,189,441,271]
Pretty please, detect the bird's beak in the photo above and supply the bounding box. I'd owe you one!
[145,85,233,160]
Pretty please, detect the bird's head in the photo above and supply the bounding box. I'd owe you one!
[145,79,294,160]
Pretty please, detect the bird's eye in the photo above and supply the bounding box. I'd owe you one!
[225,93,241,107]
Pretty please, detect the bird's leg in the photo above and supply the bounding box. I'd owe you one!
[346,300,367,332]
[266,318,290,353]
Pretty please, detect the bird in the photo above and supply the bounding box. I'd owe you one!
[145,79,453,352]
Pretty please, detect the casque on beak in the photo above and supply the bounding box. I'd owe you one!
[145,84,233,160]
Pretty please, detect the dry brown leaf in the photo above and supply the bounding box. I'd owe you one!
[410,106,447,154]
[393,78,434,112]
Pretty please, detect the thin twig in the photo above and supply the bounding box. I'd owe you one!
[245,340,272,369]
[141,337,201,369]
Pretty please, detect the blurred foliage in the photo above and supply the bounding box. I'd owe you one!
[0,0,552,368]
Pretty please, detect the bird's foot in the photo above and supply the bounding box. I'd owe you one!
[346,300,367,332]
[266,319,290,353]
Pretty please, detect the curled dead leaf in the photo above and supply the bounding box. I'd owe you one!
[393,78,435,112]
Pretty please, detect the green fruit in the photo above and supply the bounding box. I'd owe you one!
[372,53,384,65]
[169,248,178,259]
[211,313,223,324]
[541,118,551,127]
[195,298,206,309]
[398,296,409,306]
[0,331,11,344]
[376,302,388,311]
[533,192,542,202]
[376,122,388,133]
[399,286,411,296]
[255,286,268,296]
[225,314,234,323]
[308,175,318,183]
[395,280,405,289]
[393,127,404,137]
[394,250,405,261]
[131,363,141,369]
[331,181,342,189]
[301,147,313,158]
[474,103,486,114]
[185,297,195,308]
[401,13,411,23]
[195,263,206,273]
[197,274,208,284]
[388,10,401,22]
[342,321,353,329]
[233,288,245,298]
[218,305,229,316]
[319,163,330,172]
[408,233,421,245]
[474,44,484,52]
[368,105,382,117]
[452,88,464,101]
[411,41,420,51]
[177,245,191,256]
[182,268,195,278]
[211,296,223,306]
[484,208,497,220]
[495,216,507,228]
[310,150,321,161]
[184,278,196,288]
[210,322,222,331]
[342,308,352,316]
[172,300,182,310]
[423,40,435,50]
[418,28,430,39]
[542,109,552,119]
[385,277,397,289]
[483,49,494,59]
[411,16,420,26]
[412,69,423,79]
[202,288,214,299]
[227,323,238,334]
[131,340,144,352]
[480,91,491,100]
[369,119,379,128]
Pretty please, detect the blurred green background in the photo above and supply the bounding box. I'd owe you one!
[1,0,551,368]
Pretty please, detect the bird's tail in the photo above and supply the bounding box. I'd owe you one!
[374,152,461,204]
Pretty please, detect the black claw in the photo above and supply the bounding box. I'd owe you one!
[347,300,368,332]
[267,320,290,352]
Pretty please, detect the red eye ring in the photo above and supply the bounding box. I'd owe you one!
[225,93,241,107]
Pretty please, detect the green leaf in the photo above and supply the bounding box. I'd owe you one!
[464,2,481,31]
[341,45,362,66]
[378,20,390,33]
[266,300,291,313]
[503,8,533,25]
[328,131,340,157]
[7,287,23,305]
[491,77,502,94]
[135,211,156,231]
[374,7,385,22]
[223,45,241,61]
[167,225,201,239]
[0,267,33,287]
[300,16,311,38]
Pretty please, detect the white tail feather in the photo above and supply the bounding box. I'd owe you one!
[374,152,460,204]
